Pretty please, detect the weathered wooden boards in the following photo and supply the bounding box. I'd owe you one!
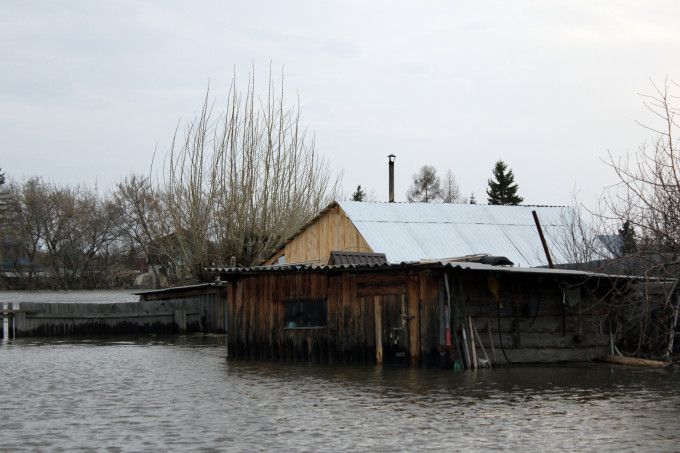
[264,204,373,265]
[5,292,225,337]
[448,272,610,366]
[224,265,612,367]
[600,355,670,368]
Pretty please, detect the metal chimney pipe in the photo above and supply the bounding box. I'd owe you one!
[388,154,396,203]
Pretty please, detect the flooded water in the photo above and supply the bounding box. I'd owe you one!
[1,335,678,452]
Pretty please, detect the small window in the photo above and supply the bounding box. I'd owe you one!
[284,299,327,328]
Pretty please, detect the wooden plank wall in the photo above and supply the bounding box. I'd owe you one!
[228,271,401,365]
[8,292,225,337]
[228,269,444,366]
[447,270,610,365]
[267,205,373,265]
[226,267,611,368]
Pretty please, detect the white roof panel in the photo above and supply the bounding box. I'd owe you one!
[338,201,592,267]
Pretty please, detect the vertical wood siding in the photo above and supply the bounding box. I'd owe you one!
[265,205,373,265]
[226,267,611,367]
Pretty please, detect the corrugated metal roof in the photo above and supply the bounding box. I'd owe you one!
[337,201,594,267]
[133,282,222,296]
[208,260,627,280]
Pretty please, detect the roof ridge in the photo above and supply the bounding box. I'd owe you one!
[339,200,571,208]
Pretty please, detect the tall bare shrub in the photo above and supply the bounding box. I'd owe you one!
[156,70,340,282]
[599,78,680,359]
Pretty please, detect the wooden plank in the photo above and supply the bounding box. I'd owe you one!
[500,346,609,363]
[475,331,608,349]
[407,270,420,367]
[24,311,192,319]
[418,272,439,367]
[356,273,407,296]
[226,282,235,355]
[342,273,353,363]
[327,274,340,364]
[471,315,600,335]
[140,288,219,301]
[349,274,361,363]
[600,355,670,368]
[468,316,478,370]
[174,309,186,334]
[264,274,274,360]
[374,295,383,364]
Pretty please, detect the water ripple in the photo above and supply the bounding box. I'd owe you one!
[1,336,678,452]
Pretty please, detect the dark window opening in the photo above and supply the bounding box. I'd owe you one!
[284,299,327,328]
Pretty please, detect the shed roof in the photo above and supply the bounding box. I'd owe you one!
[335,201,588,267]
[209,259,630,281]
[328,251,387,265]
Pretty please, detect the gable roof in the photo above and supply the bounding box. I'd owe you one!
[335,201,584,267]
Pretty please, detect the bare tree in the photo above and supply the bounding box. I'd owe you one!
[114,173,168,283]
[541,192,611,266]
[597,77,680,359]
[156,69,341,282]
[440,169,464,203]
[115,174,161,252]
[407,165,441,202]
[4,178,127,289]
[603,78,680,256]
[5,178,51,285]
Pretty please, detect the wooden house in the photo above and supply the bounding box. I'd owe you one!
[211,260,617,368]
[264,201,599,267]
[215,200,618,368]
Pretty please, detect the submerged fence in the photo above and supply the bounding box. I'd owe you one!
[0,291,226,338]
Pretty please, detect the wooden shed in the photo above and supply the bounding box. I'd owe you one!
[212,260,617,368]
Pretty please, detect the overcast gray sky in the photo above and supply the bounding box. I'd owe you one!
[2,1,679,211]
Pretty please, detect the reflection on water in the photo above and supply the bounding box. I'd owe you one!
[1,335,678,452]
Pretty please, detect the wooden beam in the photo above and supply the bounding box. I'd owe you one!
[374,296,383,364]
[407,270,420,367]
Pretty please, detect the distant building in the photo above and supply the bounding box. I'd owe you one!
[597,234,623,257]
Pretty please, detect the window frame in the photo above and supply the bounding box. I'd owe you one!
[282,298,328,330]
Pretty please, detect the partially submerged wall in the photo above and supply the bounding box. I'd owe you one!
[447,271,609,366]
[3,292,225,337]
[223,265,610,368]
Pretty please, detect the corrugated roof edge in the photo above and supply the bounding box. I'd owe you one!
[342,202,571,208]
[133,282,225,296]
[207,260,653,280]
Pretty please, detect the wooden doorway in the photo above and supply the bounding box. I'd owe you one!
[374,293,410,365]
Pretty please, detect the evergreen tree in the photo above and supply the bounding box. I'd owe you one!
[469,192,477,204]
[486,160,523,205]
[351,185,366,201]
[0,168,4,186]
[618,220,637,256]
